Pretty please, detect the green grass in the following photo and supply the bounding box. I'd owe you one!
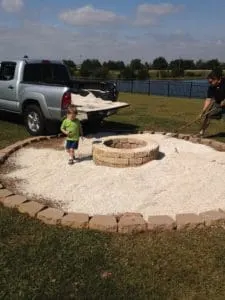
[0,113,29,149]
[3,207,225,299]
[107,93,225,141]
[1,94,225,299]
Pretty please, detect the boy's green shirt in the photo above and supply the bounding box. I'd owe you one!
[60,118,81,141]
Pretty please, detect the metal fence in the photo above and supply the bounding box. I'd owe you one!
[113,79,208,99]
[75,78,209,99]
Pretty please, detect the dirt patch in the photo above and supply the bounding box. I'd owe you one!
[27,137,65,150]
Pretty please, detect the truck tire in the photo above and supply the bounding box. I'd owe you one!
[24,104,45,136]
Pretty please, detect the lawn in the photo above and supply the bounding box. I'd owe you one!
[108,93,225,141]
[1,93,225,299]
[1,93,225,150]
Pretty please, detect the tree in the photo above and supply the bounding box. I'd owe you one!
[205,59,220,70]
[120,67,136,79]
[130,59,144,71]
[171,67,184,78]
[195,59,205,69]
[136,68,149,80]
[152,57,168,70]
[182,59,195,70]
[170,59,185,77]
[63,60,77,76]
[144,62,150,69]
[93,66,109,79]
[103,60,125,71]
[220,62,225,70]
[80,59,101,77]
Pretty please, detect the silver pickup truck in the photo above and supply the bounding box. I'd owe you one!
[0,59,129,135]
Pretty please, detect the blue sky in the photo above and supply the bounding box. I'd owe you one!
[0,0,225,62]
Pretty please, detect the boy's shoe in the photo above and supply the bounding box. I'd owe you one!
[68,159,74,165]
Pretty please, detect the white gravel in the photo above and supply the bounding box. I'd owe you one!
[3,133,225,219]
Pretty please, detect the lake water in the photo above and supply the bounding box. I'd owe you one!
[115,79,208,99]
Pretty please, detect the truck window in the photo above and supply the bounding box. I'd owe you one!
[0,62,16,81]
[23,63,70,84]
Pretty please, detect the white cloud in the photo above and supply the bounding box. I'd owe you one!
[0,22,224,63]
[135,3,184,26]
[138,3,183,16]
[1,0,23,13]
[59,5,125,26]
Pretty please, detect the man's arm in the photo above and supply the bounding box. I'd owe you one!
[202,98,213,112]
[201,86,214,115]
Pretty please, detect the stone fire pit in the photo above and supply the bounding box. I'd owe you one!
[92,134,159,167]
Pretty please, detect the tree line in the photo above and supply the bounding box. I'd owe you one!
[63,57,225,80]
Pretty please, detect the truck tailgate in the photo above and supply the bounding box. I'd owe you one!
[71,93,129,113]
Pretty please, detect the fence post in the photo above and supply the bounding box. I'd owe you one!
[189,82,193,98]
[131,79,134,93]
[167,81,170,97]
[148,80,151,95]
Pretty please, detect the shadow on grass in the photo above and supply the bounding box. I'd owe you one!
[0,111,138,135]
[82,121,138,136]
[0,111,23,125]
[100,121,138,133]
[207,132,225,139]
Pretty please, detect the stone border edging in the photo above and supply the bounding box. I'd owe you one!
[1,132,225,234]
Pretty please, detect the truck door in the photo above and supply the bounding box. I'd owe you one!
[0,61,18,112]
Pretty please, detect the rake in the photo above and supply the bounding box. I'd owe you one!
[175,104,217,133]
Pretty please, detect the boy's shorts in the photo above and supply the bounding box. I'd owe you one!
[65,140,79,150]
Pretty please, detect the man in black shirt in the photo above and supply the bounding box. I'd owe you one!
[199,69,225,136]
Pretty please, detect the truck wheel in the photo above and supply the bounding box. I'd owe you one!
[24,105,45,136]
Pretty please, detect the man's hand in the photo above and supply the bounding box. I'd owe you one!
[199,111,205,120]
[221,100,225,107]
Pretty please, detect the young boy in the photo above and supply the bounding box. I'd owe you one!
[60,104,83,165]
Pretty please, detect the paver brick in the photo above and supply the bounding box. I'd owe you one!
[210,141,223,151]
[118,151,135,159]
[176,213,204,230]
[104,151,120,158]
[123,212,143,217]
[0,153,7,163]
[118,214,147,233]
[2,195,27,208]
[178,134,190,140]
[201,139,212,146]
[129,158,143,165]
[142,157,151,164]
[199,210,225,226]
[37,207,64,225]
[18,201,46,217]
[134,151,149,158]
[0,184,3,189]
[148,215,175,231]
[189,136,201,144]
[114,158,129,166]
[0,189,13,201]
[219,144,225,152]
[165,132,176,137]
[89,215,117,232]
[61,213,89,229]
